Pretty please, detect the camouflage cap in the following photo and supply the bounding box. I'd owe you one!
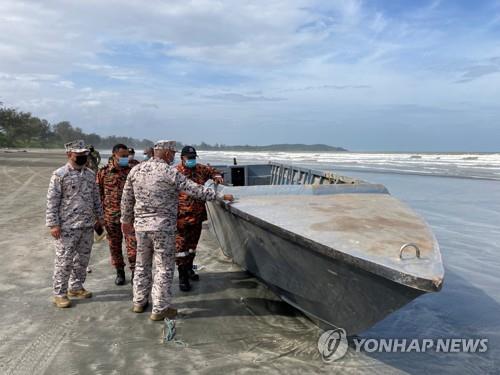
[64,139,89,153]
[154,140,177,151]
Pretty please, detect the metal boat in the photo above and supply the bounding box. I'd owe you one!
[206,163,444,335]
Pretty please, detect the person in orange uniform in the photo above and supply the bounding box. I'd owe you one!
[176,146,223,291]
[96,144,137,285]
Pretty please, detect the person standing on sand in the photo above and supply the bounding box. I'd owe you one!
[175,145,224,292]
[96,143,137,286]
[46,140,105,308]
[120,140,234,321]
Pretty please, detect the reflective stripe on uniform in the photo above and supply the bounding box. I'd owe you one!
[176,249,196,258]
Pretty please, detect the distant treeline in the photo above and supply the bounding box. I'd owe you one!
[1,106,346,152]
[0,106,154,149]
[192,142,347,152]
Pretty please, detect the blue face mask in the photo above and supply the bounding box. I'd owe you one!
[185,159,197,168]
[118,157,129,167]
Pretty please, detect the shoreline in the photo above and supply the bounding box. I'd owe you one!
[2,147,499,155]
[2,149,499,181]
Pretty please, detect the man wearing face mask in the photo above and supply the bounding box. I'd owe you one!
[128,147,140,167]
[143,147,154,162]
[176,146,224,291]
[120,140,234,321]
[46,140,105,308]
[96,144,138,285]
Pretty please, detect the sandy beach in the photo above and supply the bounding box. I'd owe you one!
[0,150,333,375]
[1,150,498,374]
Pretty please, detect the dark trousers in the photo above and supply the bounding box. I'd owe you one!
[175,221,203,268]
[105,221,137,271]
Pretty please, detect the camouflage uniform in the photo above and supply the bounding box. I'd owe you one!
[86,148,101,173]
[129,159,140,168]
[176,163,222,268]
[120,153,223,313]
[46,160,104,297]
[96,159,137,271]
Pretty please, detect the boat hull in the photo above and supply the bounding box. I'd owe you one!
[207,201,424,335]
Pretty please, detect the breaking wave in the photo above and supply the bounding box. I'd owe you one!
[197,151,500,180]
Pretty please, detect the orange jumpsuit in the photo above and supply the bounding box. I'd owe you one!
[175,163,222,267]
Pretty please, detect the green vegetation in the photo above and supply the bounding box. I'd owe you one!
[0,106,154,149]
[1,105,347,152]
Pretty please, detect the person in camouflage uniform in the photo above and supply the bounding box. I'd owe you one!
[143,146,154,161]
[96,143,137,286]
[176,145,224,291]
[46,140,105,308]
[86,145,101,172]
[120,140,234,321]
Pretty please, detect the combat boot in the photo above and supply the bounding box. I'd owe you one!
[115,268,125,286]
[53,295,72,308]
[178,266,191,292]
[188,268,200,281]
[150,307,178,321]
[132,301,148,313]
[68,288,92,299]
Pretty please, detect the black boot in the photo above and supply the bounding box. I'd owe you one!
[188,268,200,281]
[115,268,125,286]
[178,266,191,292]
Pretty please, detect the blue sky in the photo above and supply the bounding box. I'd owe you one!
[1,0,499,151]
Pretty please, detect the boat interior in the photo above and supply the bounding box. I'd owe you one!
[214,162,363,187]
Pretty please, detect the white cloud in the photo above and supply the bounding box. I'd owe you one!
[0,0,499,150]
[76,63,141,81]
[80,100,101,107]
[203,92,285,102]
[53,80,75,89]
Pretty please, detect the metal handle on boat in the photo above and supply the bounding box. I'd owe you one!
[399,243,421,259]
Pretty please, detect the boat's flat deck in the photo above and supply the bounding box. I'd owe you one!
[229,192,443,282]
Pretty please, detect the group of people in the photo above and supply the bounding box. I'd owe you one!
[46,139,234,321]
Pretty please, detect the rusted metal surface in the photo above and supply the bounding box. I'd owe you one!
[214,184,443,292]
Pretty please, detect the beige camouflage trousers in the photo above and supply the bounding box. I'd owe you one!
[53,228,94,296]
[133,231,176,313]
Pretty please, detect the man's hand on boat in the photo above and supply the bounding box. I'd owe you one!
[213,175,224,184]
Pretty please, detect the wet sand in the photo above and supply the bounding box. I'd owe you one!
[0,150,497,374]
[0,151,335,374]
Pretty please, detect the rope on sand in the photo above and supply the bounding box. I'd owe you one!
[162,318,187,347]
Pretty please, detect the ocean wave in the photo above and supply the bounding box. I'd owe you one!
[197,151,500,180]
